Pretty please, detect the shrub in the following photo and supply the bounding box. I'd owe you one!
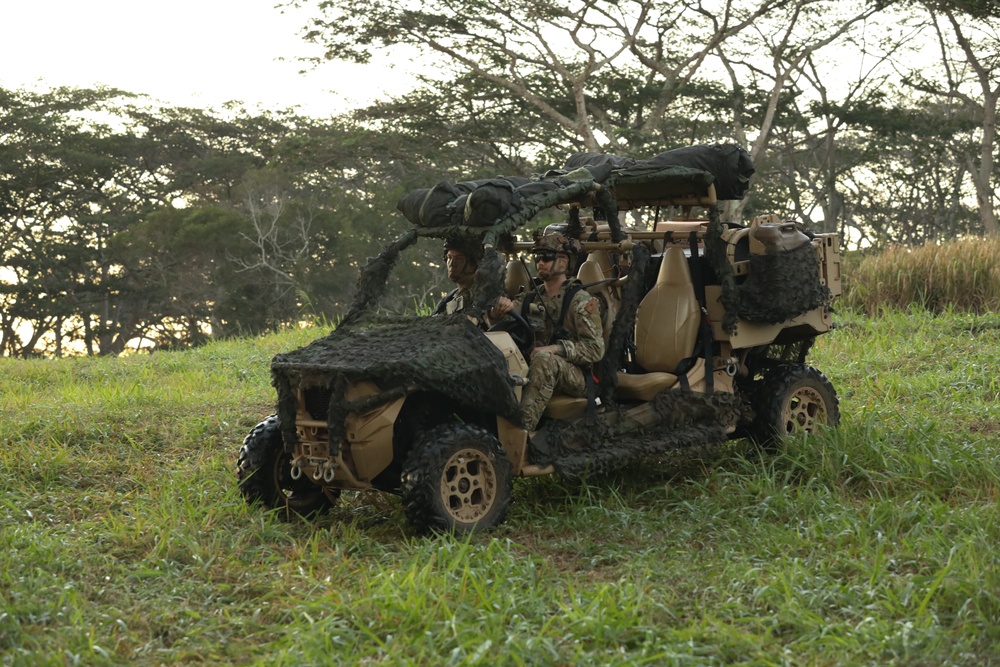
[841,236,1000,314]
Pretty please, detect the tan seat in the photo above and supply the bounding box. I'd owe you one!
[504,258,533,299]
[616,246,702,401]
[544,395,589,419]
[590,249,626,298]
[576,259,617,349]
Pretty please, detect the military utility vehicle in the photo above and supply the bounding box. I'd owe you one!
[237,144,842,533]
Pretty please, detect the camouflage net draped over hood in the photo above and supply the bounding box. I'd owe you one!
[270,315,521,455]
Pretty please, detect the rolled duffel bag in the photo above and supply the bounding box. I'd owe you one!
[396,187,431,226]
[396,182,466,227]
[420,181,471,227]
[399,176,534,228]
[463,179,520,227]
[462,176,535,227]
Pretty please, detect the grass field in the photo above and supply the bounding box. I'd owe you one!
[2,308,999,666]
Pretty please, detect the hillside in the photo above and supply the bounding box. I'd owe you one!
[1,309,998,665]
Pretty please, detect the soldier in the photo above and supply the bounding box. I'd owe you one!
[492,234,604,432]
[433,237,482,316]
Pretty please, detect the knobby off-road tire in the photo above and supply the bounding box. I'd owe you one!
[751,364,840,447]
[237,415,338,518]
[401,423,513,534]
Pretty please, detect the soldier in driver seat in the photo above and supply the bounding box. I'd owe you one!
[433,237,482,316]
[492,234,604,432]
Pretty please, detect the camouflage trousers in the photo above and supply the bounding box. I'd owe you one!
[520,351,588,431]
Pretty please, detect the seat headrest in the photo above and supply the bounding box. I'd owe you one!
[576,260,606,293]
[590,250,628,287]
[504,259,532,298]
[656,246,693,287]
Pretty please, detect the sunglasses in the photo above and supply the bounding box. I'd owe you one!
[535,253,559,263]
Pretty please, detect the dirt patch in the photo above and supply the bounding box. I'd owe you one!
[969,420,1000,435]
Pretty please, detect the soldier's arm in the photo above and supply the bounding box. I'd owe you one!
[491,294,519,320]
[560,293,605,365]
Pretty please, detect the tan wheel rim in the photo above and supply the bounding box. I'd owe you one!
[439,447,497,523]
[782,386,827,434]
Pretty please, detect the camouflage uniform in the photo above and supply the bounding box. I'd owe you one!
[434,285,474,315]
[516,279,605,430]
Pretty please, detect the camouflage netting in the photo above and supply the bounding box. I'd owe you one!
[539,389,746,478]
[596,242,652,403]
[470,247,506,315]
[703,206,740,335]
[270,314,521,456]
[737,242,831,324]
[339,228,419,328]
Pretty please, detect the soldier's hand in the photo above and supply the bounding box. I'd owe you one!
[491,296,514,319]
[530,344,563,358]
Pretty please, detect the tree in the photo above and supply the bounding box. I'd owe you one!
[933,7,1000,235]
[899,1,1000,235]
[292,0,926,231]
[712,0,887,224]
[291,0,796,154]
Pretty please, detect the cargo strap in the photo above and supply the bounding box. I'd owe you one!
[520,283,584,344]
[686,232,714,393]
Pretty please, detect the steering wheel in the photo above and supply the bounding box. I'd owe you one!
[487,308,535,358]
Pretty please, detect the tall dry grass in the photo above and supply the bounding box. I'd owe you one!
[842,236,1000,314]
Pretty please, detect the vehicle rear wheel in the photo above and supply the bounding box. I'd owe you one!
[237,415,339,517]
[401,423,513,534]
[750,364,840,446]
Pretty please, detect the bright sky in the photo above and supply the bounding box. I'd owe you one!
[0,0,409,116]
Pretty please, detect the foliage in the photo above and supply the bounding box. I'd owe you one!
[0,88,480,357]
[916,0,1000,19]
[292,0,803,153]
[1,309,999,664]
[841,236,1000,313]
[293,0,999,241]
[5,0,1000,356]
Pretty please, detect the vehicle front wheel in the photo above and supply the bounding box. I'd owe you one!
[401,423,513,534]
[750,364,840,446]
[237,415,338,517]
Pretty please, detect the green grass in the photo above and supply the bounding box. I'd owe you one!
[2,311,1000,665]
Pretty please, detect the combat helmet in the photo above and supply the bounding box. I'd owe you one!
[531,233,582,272]
[442,236,484,263]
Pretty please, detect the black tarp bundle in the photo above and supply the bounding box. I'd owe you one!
[565,143,754,201]
[544,389,745,478]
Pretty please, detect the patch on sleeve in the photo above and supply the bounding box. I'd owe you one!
[584,297,598,315]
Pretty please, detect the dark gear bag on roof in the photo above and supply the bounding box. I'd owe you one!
[646,144,755,200]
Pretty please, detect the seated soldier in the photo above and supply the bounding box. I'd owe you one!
[433,237,481,315]
[492,234,605,432]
